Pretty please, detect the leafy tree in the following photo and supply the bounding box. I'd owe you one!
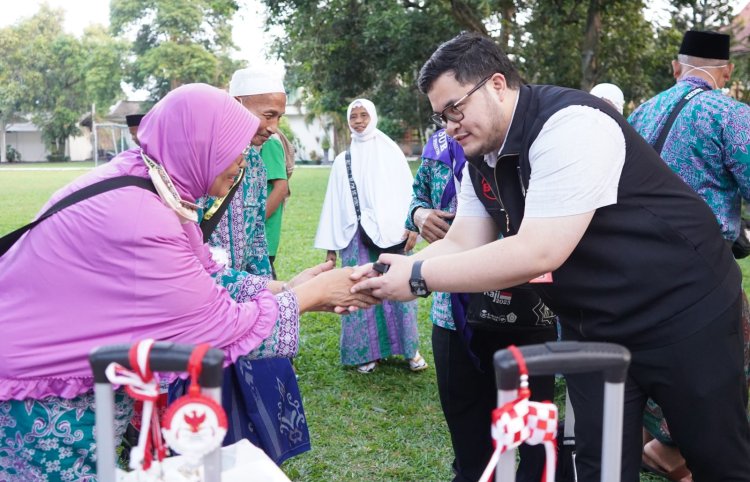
[110,0,242,102]
[668,0,736,30]
[263,0,463,149]
[0,6,125,160]
[517,0,663,103]
[263,0,747,136]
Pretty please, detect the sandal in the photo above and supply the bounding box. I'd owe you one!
[408,352,428,372]
[641,440,692,482]
[357,361,377,374]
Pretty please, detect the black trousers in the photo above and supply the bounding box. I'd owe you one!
[432,325,557,482]
[566,294,750,482]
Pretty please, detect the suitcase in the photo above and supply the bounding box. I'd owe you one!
[492,341,631,482]
[89,342,226,482]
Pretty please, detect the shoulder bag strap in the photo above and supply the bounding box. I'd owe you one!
[345,150,362,221]
[200,168,244,242]
[0,175,156,257]
[652,86,710,154]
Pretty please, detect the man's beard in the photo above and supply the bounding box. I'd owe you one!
[464,108,505,158]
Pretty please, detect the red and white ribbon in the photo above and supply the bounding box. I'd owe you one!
[105,339,166,472]
[478,346,559,482]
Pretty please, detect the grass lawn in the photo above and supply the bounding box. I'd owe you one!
[1,163,746,481]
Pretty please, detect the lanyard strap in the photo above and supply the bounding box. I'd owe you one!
[345,150,362,221]
[199,167,245,242]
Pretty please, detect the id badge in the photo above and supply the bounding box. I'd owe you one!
[529,272,553,283]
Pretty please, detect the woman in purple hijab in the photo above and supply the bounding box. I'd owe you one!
[0,84,371,481]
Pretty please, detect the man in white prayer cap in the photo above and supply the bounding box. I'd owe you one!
[229,67,290,279]
[590,82,625,114]
[197,66,312,465]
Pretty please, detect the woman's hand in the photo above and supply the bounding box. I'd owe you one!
[287,260,334,288]
[413,208,455,243]
[403,230,418,252]
[293,267,380,313]
[326,250,337,266]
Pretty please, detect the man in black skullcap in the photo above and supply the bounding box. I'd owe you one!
[125,113,145,146]
[630,30,750,479]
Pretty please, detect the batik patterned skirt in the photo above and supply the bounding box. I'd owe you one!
[0,391,132,482]
[338,228,419,366]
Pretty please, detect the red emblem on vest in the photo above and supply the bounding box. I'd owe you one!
[481,178,496,201]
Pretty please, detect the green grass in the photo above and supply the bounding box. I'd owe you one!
[0,160,97,168]
[1,163,746,481]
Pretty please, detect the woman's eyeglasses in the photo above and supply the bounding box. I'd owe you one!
[430,75,493,128]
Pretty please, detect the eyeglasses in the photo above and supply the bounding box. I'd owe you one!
[430,75,493,128]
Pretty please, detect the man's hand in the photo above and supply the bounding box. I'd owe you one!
[288,260,334,288]
[351,254,417,302]
[414,208,455,243]
[313,267,381,312]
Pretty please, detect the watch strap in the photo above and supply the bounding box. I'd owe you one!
[411,260,425,282]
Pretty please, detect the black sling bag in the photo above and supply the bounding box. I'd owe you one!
[0,176,156,257]
[344,150,407,254]
[651,85,750,258]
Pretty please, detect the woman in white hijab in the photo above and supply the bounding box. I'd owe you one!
[315,99,425,374]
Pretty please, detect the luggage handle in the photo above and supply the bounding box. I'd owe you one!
[89,342,224,388]
[494,341,630,390]
[493,341,630,482]
[89,342,225,482]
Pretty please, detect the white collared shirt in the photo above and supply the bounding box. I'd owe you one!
[456,104,626,219]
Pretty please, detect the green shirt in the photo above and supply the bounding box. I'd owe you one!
[261,137,287,256]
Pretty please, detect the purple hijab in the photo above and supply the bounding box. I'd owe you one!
[0,84,278,401]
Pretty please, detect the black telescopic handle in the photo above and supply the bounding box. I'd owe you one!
[494,341,631,390]
[89,342,225,388]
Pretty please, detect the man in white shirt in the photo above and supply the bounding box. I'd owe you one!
[352,32,750,481]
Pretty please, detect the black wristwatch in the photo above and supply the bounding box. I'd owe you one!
[409,260,431,298]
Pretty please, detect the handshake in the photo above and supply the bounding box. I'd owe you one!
[287,254,421,315]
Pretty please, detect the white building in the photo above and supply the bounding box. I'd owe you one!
[4,119,91,162]
[284,90,336,163]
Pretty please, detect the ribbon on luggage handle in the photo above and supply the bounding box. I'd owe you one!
[478,345,558,482]
[105,339,167,472]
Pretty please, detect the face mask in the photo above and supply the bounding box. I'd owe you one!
[679,62,727,89]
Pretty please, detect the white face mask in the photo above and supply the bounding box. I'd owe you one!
[679,62,727,89]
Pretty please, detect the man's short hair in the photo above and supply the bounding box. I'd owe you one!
[418,32,523,94]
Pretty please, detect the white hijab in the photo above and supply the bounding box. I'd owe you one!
[314,99,414,251]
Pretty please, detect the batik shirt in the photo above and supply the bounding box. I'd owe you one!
[206,147,273,276]
[629,76,750,241]
[203,147,296,357]
[406,157,458,330]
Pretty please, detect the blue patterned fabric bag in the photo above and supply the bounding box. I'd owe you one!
[170,356,310,465]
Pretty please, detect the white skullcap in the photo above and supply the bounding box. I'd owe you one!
[229,67,285,97]
[590,83,625,114]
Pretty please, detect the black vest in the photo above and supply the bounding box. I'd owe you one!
[469,84,740,348]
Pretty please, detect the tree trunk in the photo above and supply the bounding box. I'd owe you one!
[581,0,602,91]
[450,0,489,36]
[498,0,517,52]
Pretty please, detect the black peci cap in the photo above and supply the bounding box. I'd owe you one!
[679,30,730,60]
[125,114,145,127]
